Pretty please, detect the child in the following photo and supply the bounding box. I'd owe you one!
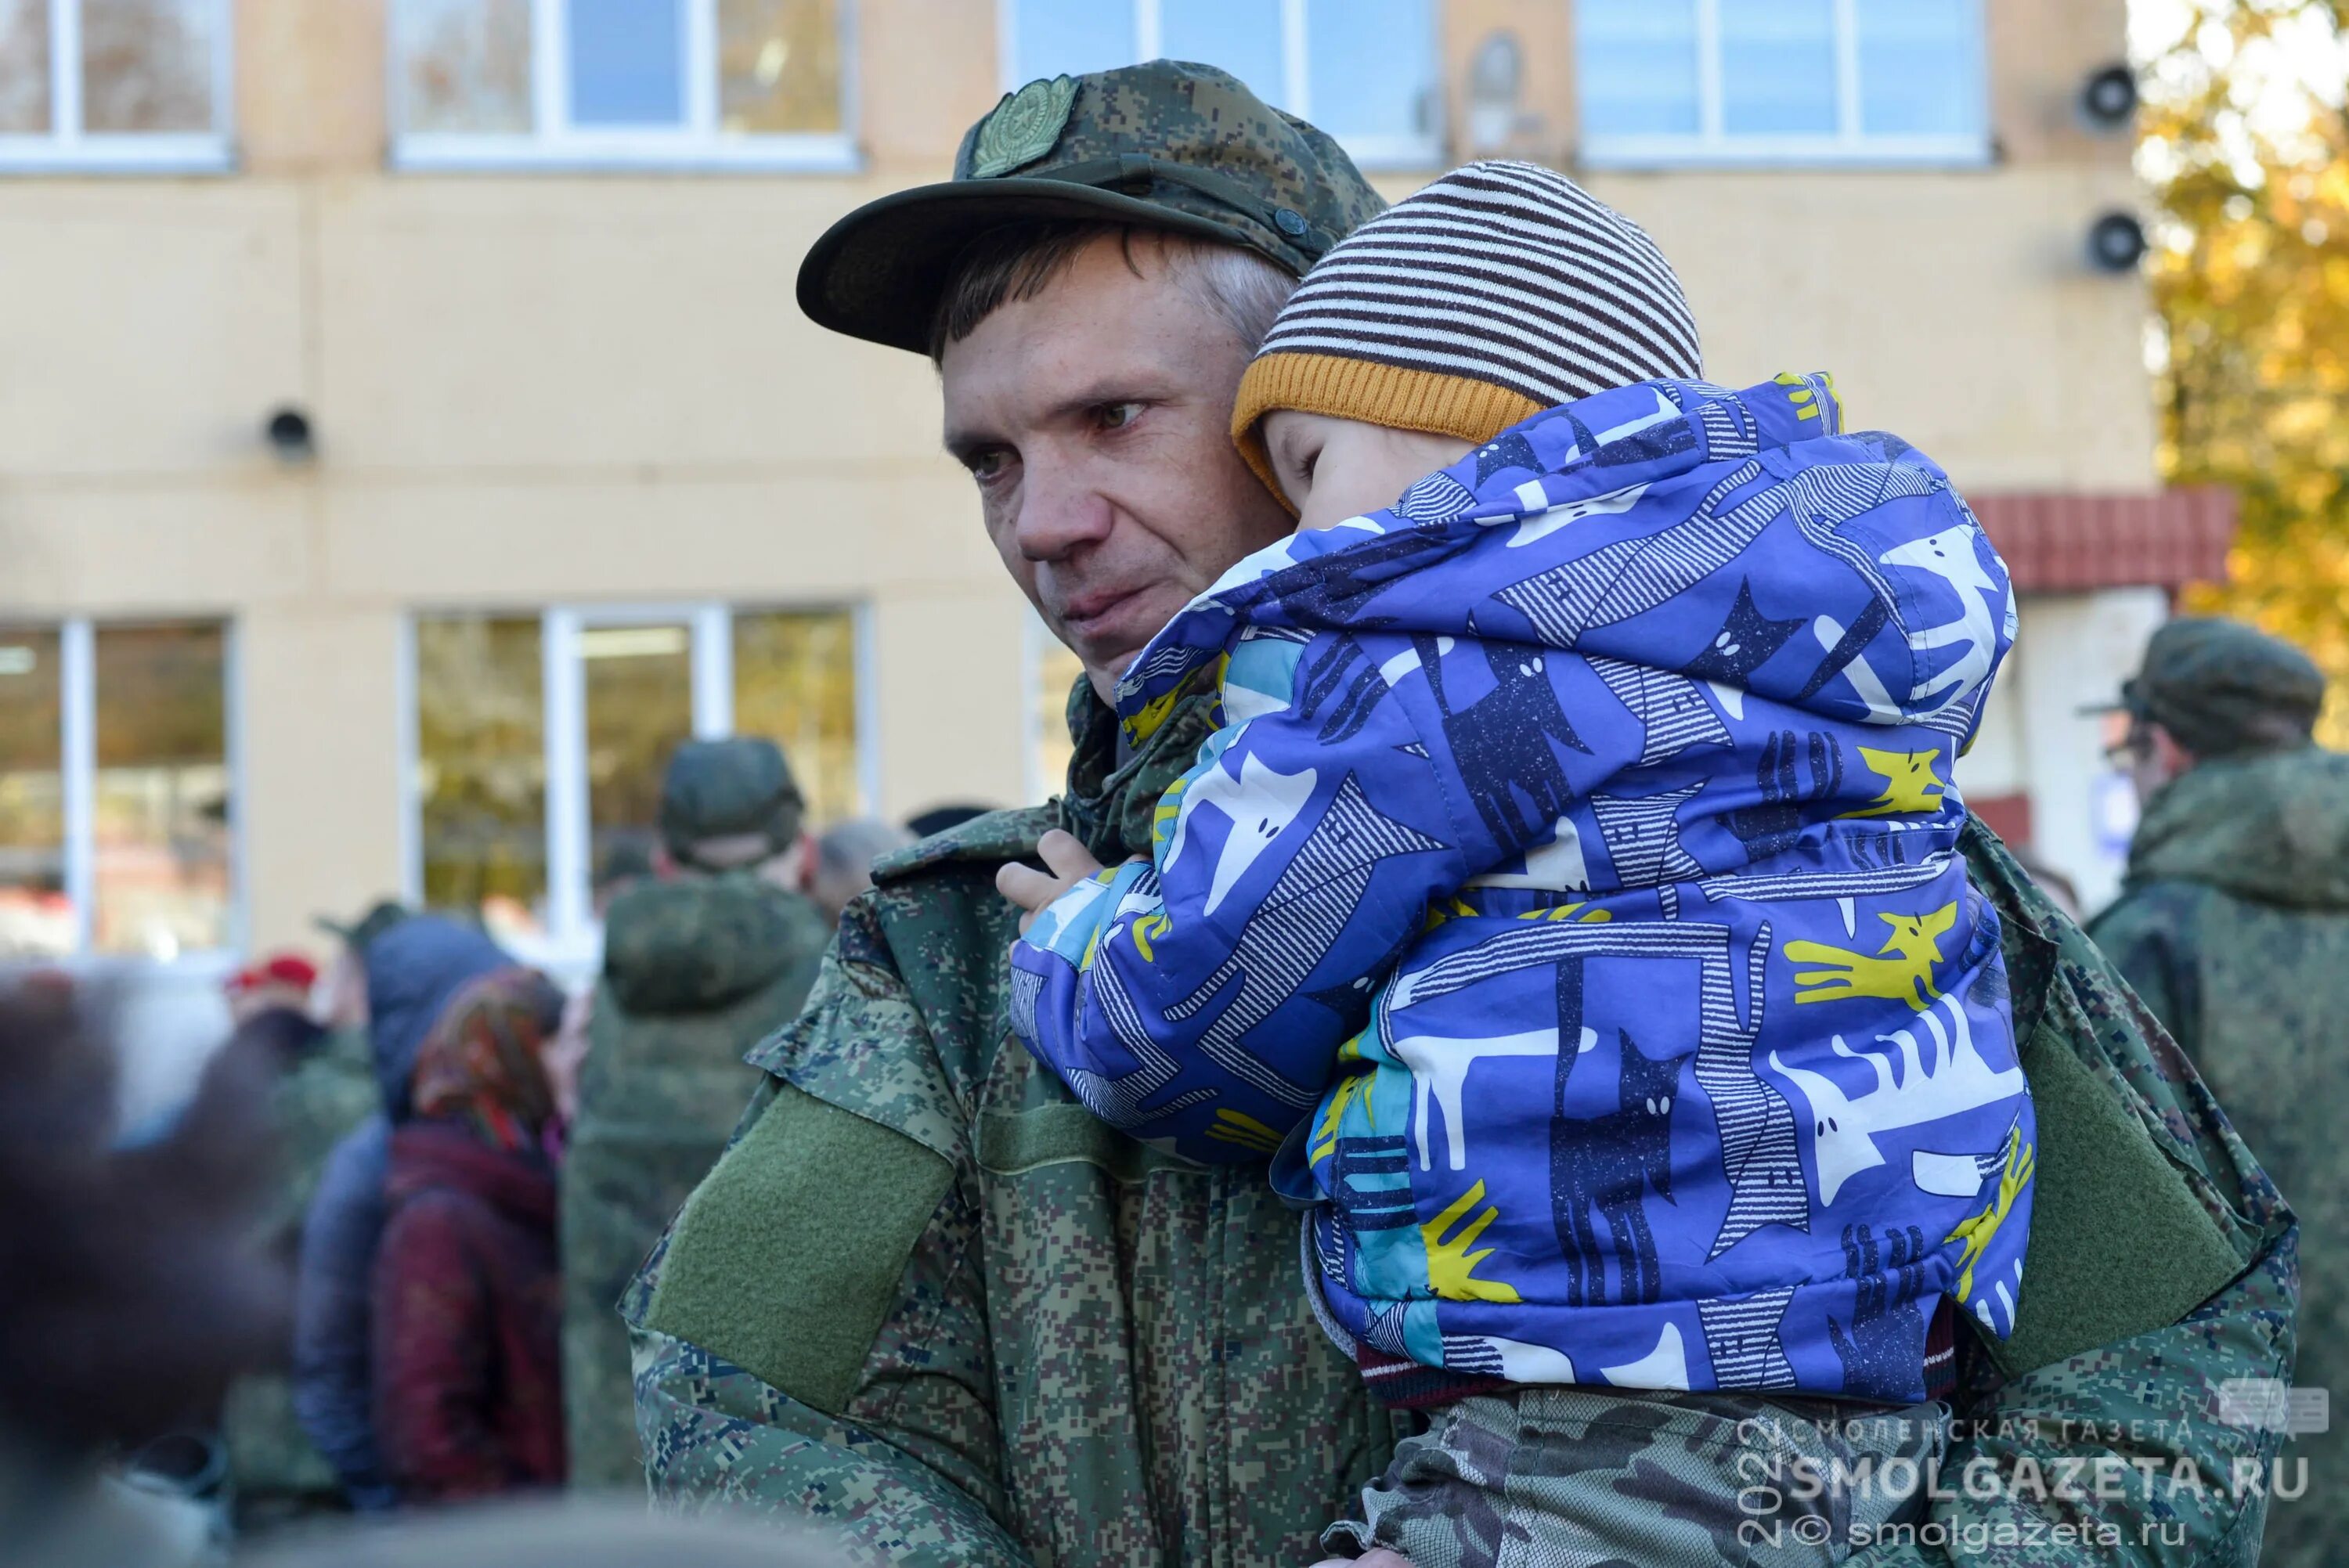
[1002,162,2033,1563]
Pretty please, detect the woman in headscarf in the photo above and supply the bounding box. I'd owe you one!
[370,968,568,1503]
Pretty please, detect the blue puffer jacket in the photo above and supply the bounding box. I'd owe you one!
[290,917,510,1508]
[1012,375,2035,1404]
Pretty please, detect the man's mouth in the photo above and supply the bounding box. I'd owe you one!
[1059,585,1149,637]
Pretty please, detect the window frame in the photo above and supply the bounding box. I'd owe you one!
[0,614,244,968]
[1576,0,1992,170]
[399,599,874,976]
[389,0,861,173]
[996,0,1442,172]
[0,0,236,175]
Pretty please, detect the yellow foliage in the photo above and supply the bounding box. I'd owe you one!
[2145,1,2349,744]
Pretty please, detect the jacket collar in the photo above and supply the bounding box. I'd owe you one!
[1055,669,1221,863]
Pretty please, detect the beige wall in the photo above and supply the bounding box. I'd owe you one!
[0,0,2157,956]
[1585,167,2156,493]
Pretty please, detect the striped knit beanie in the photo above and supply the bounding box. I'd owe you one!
[1231,160,1701,503]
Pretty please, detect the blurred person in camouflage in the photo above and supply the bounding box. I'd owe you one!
[808,818,912,925]
[622,62,2298,1568]
[2089,616,2346,1567]
[593,832,659,921]
[560,739,832,1492]
[220,910,403,1530]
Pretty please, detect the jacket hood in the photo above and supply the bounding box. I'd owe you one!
[2125,745,2349,911]
[363,917,513,1120]
[601,875,817,1015]
[1109,376,2012,895]
[1117,374,2012,766]
[386,1120,557,1228]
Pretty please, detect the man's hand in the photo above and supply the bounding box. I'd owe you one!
[996,829,1108,935]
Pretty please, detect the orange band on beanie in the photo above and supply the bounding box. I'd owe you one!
[1231,351,1543,510]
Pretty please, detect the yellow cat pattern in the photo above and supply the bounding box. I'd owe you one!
[1786,903,1958,1011]
[1947,1130,2034,1302]
[1424,1180,1522,1303]
[1844,747,1945,819]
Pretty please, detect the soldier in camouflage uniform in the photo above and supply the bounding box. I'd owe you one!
[562,740,832,1492]
[627,63,2298,1567]
[222,904,406,1527]
[2089,617,2343,1568]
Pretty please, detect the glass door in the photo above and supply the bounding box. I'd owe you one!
[538,604,731,956]
[579,617,695,903]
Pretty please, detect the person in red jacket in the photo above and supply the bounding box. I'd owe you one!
[372,968,568,1503]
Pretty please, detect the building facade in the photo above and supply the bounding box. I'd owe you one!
[0,0,2214,972]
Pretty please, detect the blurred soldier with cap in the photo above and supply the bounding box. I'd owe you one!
[561,738,830,1491]
[622,60,2297,1568]
[2090,615,2345,1568]
[222,905,406,1527]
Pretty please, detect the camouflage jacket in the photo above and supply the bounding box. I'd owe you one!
[2091,745,2349,1568]
[628,683,2297,1568]
[562,874,830,1491]
[224,1022,381,1500]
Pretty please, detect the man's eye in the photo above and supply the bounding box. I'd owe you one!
[967,449,1011,482]
[1095,402,1144,431]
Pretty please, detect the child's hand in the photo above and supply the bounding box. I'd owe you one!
[997,829,1108,935]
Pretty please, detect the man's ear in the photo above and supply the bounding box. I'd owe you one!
[2150,724,2196,779]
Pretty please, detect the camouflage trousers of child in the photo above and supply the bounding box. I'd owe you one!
[1323,1386,1947,1567]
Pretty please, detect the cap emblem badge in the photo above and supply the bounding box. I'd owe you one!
[971,74,1077,178]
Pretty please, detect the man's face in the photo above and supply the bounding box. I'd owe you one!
[322,949,368,1030]
[941,234,1295,701]
[2134,722,2196,804]
[2109,714,2196,805]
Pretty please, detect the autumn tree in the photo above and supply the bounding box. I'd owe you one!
[2139,0,2349,741]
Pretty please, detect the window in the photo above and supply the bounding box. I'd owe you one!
[0,618,236,963]
[390,0,855,170]
[1577,0,1987,166]
[1002,0,1440,170]
[408,604,866,966]
[0,0,231,171]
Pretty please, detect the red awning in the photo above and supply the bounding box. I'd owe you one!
[1969,488,2236,594]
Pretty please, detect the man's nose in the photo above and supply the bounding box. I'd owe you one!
[1013,453,1116,562]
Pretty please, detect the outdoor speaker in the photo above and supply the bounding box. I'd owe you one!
[265,406,315,461]
[2080,65,2138,130]
[2087,212,2148,272]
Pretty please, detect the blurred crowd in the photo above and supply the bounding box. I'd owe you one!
[0,734,984,1565]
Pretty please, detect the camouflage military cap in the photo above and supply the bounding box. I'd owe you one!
[659,738,806,868]
[796,59,1389,354]
[315,898,410,956]
[2116,616,2325,758]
